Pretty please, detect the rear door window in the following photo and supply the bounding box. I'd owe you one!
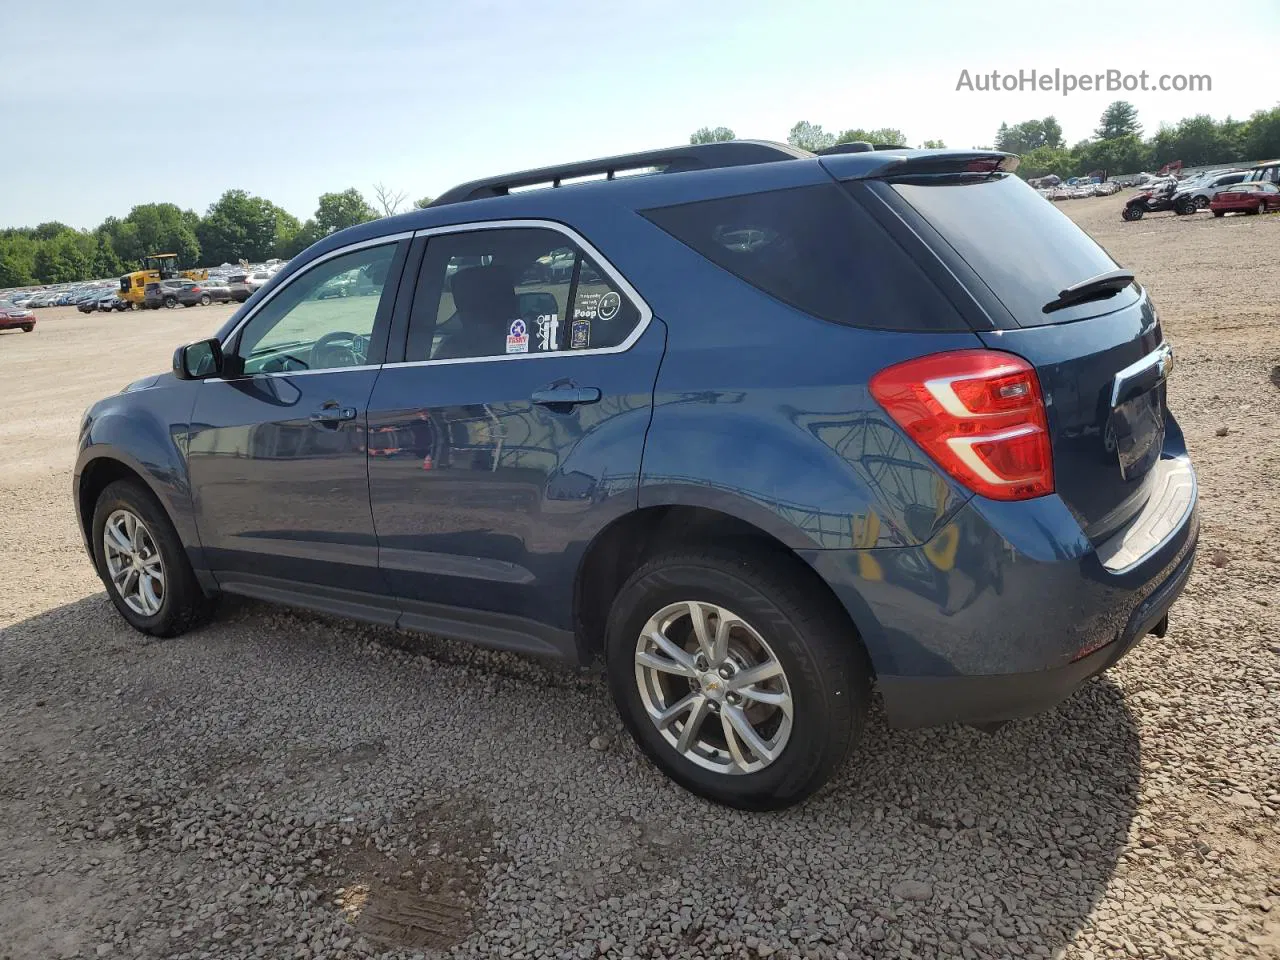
[403,227,642,362]
[640,184,964,331]
[888,174,1138,326]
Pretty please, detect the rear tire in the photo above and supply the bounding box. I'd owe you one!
[1213,210,1225,217]
[1194,195,1210,210]
[199,294,211,306]
[164,297,178,309]
[605,548,870,810]
[129,301,139,311]
[91,479,214,637]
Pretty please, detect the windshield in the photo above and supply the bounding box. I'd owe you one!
[890,174,1139,326]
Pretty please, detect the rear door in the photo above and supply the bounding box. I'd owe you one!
[366,224,663,645]
[865,171,1171,541]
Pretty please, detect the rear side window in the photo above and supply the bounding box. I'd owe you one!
[890,174,1135,327]
[640,183,963,331]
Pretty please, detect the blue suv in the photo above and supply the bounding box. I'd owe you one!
[76,142,1198,809]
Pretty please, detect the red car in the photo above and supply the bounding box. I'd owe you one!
[0,300,36,332]
[1210,181,1280,217]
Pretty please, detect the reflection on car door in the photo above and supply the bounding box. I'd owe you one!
[186,239,407,607]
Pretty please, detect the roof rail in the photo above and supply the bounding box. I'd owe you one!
[430,140,809,206]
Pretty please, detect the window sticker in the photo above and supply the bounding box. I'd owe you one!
[506,318,529,354]
[570,318,591,349]
[574,292,601,320]
[536,314,560,351]
[597,291,621,322]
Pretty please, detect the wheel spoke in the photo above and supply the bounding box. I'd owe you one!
[652,692,700,729]
[636,649,694,678]
[727,660,783,692]
[720,710,750,770]
[687,602,715,661]
[644,630,696,675]
[142,553,163,572]
[139,573,161,614]
[724,705,777,765]
[710,612,733,665]
[119,568,139,596]
[106,521,132,555]
[675,696,710,753]
[737,685,792,716]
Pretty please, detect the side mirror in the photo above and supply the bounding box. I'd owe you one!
[173,338,223,380]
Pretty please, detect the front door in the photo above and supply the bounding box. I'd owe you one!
[188,239,406,599]
[366,225,663,644]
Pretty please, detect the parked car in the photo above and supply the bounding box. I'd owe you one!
[75,141,1197,810]
[1244,159,1280,184]
[246,270,272,293]
[0,300,36,332]
[78,295,102,313]
[1209,181,1280,216]
[196,281,236,304]
[224,274,254,302]
[1172,171,1247,213]
[144,280,211,309]
[97,293,127,312]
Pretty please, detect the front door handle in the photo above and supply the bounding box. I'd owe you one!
[310,402,357,427]
[530,387,602,407]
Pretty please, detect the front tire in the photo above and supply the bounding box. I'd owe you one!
[1122,205,1144,221]
[91,480,212,637]
[21,324,33,332]
[1213,210,1225,217]
[605,548,870,810]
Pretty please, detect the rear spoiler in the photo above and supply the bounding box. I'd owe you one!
[819,150,1019,181]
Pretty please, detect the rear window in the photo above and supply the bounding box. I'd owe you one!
[640,183,964,331]
[889,174,1137,326]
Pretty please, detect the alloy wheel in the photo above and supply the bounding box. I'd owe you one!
[103,509,165,617]
[634,601,793,775]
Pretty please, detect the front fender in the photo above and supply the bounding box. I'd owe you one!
[75,378,201,565]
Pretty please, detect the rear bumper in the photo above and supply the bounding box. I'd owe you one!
[875,536,1195,727]
[802,454,1198,728]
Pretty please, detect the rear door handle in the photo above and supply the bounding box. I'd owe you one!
[310,402,357,427]
[530,387,601,407]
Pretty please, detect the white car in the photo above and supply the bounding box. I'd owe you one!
[246,270,273,292]
[1172,170,1248,212]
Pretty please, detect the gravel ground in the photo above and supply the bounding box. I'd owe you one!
[2,195,1278,960]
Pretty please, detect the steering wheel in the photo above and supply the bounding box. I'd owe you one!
[310,330,366,369]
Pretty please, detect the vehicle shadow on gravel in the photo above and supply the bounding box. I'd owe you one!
[1,594,1140,959]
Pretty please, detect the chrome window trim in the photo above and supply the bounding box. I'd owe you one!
[206,219,651,382]
[219,231,414,349]
[389,218,653,368]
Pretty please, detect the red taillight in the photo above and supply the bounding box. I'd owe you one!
[869,350,1054,501]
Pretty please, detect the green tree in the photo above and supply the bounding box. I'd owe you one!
[787,120,835,152]
[413,196,434,209]
[31,231,91,284]
[995,117,1064,154]
[835,127,907,146]
[1096,100,1141,140]
[920,139,947,149]
[197,189,300,265]
[314,189,377,236]
[0,234,37,286]
[116,203,200,267]
[90,232,125,279]
[1075,135,1150,177]
[689,126,735,144]
[1242,105,1280,160]
[1016,144,1078,180]
[32,221,72,242]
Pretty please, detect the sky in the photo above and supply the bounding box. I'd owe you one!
[2,0,1276,229]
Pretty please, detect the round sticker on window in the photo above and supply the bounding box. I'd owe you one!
[597,291,621,322]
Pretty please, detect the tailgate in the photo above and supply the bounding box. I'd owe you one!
[876,169,1171,539]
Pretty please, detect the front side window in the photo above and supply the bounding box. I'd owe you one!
[234,243,397,375]
[405,227,641,362]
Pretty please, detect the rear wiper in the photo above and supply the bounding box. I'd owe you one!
[1042,269,1136,313]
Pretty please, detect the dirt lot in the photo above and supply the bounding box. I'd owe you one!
[2,196,1278,960]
